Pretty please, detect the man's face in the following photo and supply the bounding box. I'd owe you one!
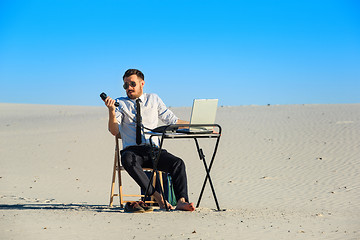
[123,74,144,99]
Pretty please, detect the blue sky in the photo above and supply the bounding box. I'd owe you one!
[1,0,359,107]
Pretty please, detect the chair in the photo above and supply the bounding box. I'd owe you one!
[109,134,164,208]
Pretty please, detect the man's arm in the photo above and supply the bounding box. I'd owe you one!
[104,97,120,136]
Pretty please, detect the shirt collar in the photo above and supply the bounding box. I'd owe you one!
[138,94,145,102]
[126,94,145,103]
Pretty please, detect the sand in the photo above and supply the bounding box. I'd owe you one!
[0,103,359,239]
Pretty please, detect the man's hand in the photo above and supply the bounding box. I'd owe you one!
[176,119,190,129]
[104,96,117,112]
[104,96,120,136]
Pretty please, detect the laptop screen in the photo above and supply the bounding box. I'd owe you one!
[189,99,218,131]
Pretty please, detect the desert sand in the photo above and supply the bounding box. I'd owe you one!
[0,102,359,239]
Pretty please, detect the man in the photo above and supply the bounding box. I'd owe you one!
[104,69,195,212]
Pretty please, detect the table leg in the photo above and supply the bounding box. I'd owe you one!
[194,138,221,211]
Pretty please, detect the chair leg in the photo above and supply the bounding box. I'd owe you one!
[148,171,166,206]
[116,152,123,207]
[109,152,117,207]
[149,171,157,204]
[159,172,164,193]
[109,135,123,208]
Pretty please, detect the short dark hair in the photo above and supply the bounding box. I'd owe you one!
[123,69,144,81]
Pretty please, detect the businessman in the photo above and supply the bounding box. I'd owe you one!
[104,69,195,212]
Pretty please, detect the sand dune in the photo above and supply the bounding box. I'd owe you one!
[1,103,359,239]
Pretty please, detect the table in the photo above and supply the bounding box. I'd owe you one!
[144,124,222,211]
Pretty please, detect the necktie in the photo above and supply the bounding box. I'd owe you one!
[136,99,142,145]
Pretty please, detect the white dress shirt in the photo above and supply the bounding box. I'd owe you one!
[115,93,179,149]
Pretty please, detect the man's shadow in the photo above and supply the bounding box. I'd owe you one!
[0,203,123,213]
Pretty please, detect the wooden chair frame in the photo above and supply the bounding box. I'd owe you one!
[109,134,163,208]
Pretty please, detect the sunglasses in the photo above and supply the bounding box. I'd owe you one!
[123,81,137,89]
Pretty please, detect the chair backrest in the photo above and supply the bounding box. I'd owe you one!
[116,132,121,139]
[115,132,121,147]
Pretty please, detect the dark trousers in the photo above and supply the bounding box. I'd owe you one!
[120,145,189,203]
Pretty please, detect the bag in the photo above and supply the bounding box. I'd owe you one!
[141,171,177,206]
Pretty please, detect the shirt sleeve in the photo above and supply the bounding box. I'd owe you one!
[115,105,123,124]
[156,95,179,125]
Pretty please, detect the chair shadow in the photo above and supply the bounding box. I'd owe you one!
[0,203,123,213]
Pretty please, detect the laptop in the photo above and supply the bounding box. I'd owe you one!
[176,99,218,134]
